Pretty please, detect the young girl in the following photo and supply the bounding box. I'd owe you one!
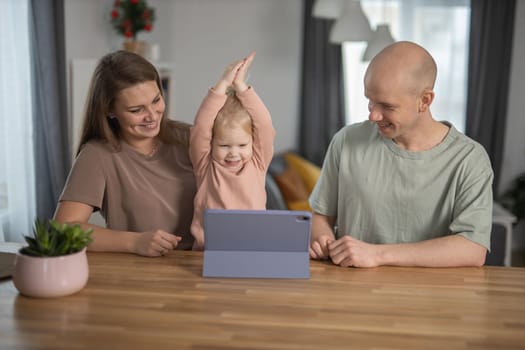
[189,52,275,250]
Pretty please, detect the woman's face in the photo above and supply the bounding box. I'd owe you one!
[111,80,165,145]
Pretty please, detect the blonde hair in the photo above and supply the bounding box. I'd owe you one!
[213,94,253,136]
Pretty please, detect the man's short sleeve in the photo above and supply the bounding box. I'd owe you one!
[309,128,345,216]
[450,147,494,250]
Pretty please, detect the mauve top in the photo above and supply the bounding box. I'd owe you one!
[59,122,197,249]
[189,87,275,248]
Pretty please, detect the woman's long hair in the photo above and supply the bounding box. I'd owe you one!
[76,50,182,155]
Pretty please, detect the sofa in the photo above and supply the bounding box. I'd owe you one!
[265,152,321,211]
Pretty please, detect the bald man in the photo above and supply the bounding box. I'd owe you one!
[309,41,493,268]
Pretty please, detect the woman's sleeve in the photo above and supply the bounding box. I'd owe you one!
[59,143,106,210]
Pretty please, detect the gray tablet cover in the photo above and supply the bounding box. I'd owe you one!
[203,209,311,278]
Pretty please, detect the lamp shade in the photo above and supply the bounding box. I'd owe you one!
[362,24,396,61]
[329,0,373,44]
[312,0,344,19]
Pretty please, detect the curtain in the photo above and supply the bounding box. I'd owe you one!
[29,0,71,220]
[0,0,35,242]
[466,0,516,195]
[299,0,346,167]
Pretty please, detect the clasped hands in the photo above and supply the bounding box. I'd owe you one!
[310,235,381,268]
[214,51,256,94]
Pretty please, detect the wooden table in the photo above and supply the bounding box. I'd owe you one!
[1,251,525,350]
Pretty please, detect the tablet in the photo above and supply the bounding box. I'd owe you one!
[203,209,311,278]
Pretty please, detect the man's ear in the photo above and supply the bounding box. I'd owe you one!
[418,89,435,112]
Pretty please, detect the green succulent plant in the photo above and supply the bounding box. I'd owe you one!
[501,173,525,222]
[20,219,93,257]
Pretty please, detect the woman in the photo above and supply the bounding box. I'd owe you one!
[54,50,196,256]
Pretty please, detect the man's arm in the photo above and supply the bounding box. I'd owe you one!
[328,234,487,268]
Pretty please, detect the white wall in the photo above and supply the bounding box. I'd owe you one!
[64,0,525,250]
[64,0,303,153]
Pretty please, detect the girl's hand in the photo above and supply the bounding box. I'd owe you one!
[233,51,256,92]
[213,60,244,94]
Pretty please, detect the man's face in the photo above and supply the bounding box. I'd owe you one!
[364,72,421,141]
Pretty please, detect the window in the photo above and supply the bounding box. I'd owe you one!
[0,0,35,242]
[343,0,470,133]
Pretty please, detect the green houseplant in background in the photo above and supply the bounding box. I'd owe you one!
[501,171,525,265]
[13,219,93,298]
[501,172,525,222]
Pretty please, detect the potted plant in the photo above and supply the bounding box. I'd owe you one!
[110,0,156,56]
[13,219,93,298]
[501,173,525,222]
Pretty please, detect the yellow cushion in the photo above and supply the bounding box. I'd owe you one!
[273,166,310,203]
[287,200,312,211]
[284,153,321,193]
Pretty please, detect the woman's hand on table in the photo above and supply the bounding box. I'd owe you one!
[134,230,182,257]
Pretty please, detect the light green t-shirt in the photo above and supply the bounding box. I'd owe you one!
[309,121,494,249]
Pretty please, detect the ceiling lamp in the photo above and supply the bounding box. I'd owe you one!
[362,24,396,61]
[312,0,344,19]
[329,0,373,44]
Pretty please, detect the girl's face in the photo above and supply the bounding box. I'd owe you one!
[211,124,253,172]
[111,80,165,147]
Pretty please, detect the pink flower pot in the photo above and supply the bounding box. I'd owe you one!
[13,248,89,298]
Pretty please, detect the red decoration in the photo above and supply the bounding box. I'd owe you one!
[110,0,156,40]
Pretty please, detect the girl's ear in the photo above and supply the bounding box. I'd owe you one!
[418,89,435,113]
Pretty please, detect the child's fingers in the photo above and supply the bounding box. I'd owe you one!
[222,60,244,82]
[235,52,256,81]
[239,52,255,76]
[232,60,245,81]
[234,60,244,72]
[226,60,243,74]
[243,51,256,68]
[232,59,244,69]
